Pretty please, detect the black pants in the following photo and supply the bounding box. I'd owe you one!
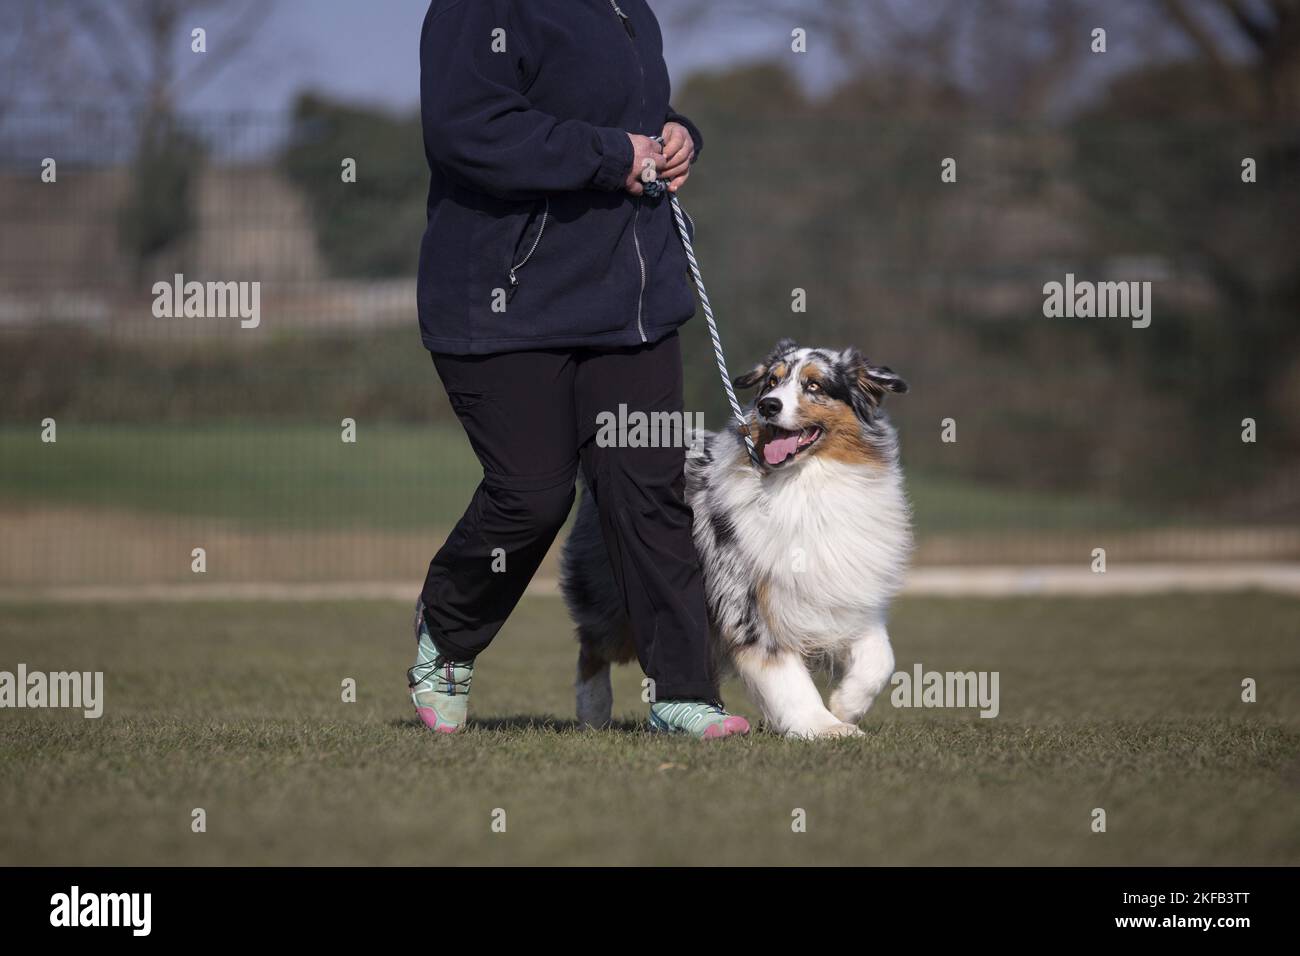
[420,331,717,702]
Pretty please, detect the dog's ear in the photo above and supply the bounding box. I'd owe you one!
[732,365,766,389]
[865,364,908,395]
[733,338,799,390]
[843,348,907,417]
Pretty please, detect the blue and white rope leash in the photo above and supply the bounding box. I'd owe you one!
[643,139,760,468]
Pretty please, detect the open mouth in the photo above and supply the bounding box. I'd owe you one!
[761,425,822,466]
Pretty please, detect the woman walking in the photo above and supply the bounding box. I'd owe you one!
[409,0,750,739]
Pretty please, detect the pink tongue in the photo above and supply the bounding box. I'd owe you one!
[763,433,799,465]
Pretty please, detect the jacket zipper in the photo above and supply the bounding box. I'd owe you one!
[610,0,648,341]
[506,198,548,299]
[609,0,635,37]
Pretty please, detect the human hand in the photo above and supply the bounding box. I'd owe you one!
[659,121,695,192]
[625,133,665,196]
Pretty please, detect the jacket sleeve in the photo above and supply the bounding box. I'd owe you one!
[420,0,633,199]
[664,106,703,162]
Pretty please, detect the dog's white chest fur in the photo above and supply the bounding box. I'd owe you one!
[694,450,912,657]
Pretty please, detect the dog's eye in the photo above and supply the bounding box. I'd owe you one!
[767,375,778,389]
[805,381,821,393]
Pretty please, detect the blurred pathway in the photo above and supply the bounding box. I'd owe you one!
[2,563,1298,602]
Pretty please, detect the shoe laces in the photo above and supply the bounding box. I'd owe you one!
[409,655,472,695]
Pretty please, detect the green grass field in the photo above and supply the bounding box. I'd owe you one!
[0,423,1167,533]
[1,593,1296,865]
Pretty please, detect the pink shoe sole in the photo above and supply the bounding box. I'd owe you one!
[414,705,459,734]
[702,715,751,739]
[410,686,460,734]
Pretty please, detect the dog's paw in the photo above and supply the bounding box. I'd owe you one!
[830,692,879,726]
[822,721,865,738]
[786,720,864,740]
[829,703,861,725]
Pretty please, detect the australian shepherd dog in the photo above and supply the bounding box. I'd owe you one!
[560,338,913,738]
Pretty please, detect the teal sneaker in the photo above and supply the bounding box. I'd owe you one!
[407,599,473,734]
[649,700,751,739]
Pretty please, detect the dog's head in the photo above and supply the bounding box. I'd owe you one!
[733,338,908,470]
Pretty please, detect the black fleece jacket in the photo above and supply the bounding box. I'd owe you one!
[417,0,702,354]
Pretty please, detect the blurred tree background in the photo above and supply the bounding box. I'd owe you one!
[284,94,426,277]
[2,0,1298,539]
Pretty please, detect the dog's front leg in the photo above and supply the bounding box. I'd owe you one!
[829,620,895,726]
[733,646,862,738]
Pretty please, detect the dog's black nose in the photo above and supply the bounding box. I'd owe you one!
[757,397,782,418]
